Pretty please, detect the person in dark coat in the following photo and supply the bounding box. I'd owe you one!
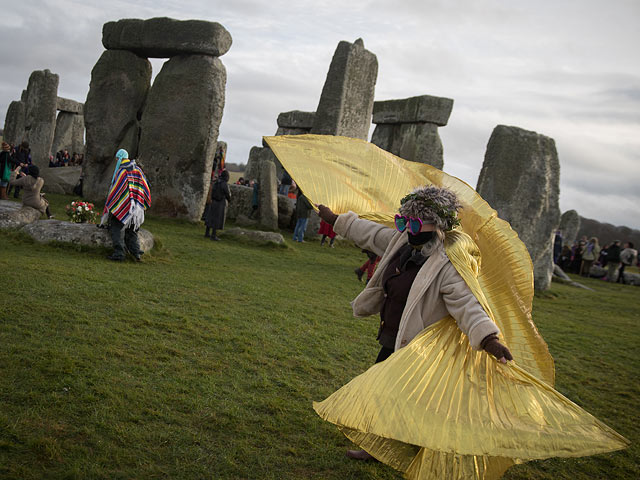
[205,169,231,241]
[293,189,313,242]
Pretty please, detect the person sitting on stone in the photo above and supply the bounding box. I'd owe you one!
[8,164,53,218]
[101,148,151,261]
[9,141,31,198]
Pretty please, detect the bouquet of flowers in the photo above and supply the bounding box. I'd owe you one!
[65,200,98,223]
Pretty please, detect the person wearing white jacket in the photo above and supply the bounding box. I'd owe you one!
[317,185,512,461]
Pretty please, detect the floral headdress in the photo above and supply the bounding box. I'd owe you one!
[399,186,462,231]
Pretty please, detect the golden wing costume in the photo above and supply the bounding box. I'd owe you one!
[264,134,629,480]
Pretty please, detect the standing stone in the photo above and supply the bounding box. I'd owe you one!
[138,54,226,220]
[103,17,232,58]
[245,146,278,185]
[559,210,581,246]
[476,125,561,291]
[311,38,378,140]
[258,159,278,231]
[52,112,85,154]
[4,100,26,145]
[371,95,454,168]
[83,50,152,202]
[23,69,59,167]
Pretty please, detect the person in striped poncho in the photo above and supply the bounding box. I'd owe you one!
[102,149,151,261]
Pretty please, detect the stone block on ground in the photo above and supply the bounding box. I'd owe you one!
[224,227,284,245]
[624,273,640,286]
[226,184,253,221]
[372,95,454,126]
[311,38,378,139]
[56,97,83,114]
[4,100,26,145]
[138,54,226,220]
[277,110,315,129]
[476,125,561,291]
[371,122,443,168]
[24,69,59,167]
[20,219,154,252]
[277,195,295,230]
[589,264,606,278]
[0,200,41,229]
[83,50,151,202]
[103,17,232,58]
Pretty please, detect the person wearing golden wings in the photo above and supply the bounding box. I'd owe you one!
[263,134,628,480]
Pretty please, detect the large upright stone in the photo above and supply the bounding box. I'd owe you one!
[138,55,226,220]
[4,100,26,145]
[52,112,85,154]
[372,123,444,168]
[559,210,581,246]
[311,39,378,139]
[371,95,454,169]
[23,69,59,167]
[244,146,277,184]
[103,17,232,58]
[83,50,151,201]
[476,125,561,291]
[258,158,278,231]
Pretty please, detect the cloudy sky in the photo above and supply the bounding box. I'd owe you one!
[1,0,638,228]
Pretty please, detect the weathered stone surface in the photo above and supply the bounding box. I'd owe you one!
[41,166,82,195]
[0,200,41,229]
[624,272,640,286]
[84,50,151,202]
[373,95,454,126]
[226,184,252,220]
[20,219,154,252]
[52,112,85,154]
[559,210,581,246]
[275,127,310,136]
[24,69,59,167]
[258,159,278,231]
[4,100,27,145]
[244,146,276,185]
[277,110,315,129]
[56,97,83,114]
[476,125,561,291]
[278,195,295,230]
[371,122,443,168]
[589,264,606,278]
[311,38,378,139]
[138,54,226,221]
[224,227,284,245]
[103,17,232,58]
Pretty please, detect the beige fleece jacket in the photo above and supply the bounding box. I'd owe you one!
[334,211,500,351]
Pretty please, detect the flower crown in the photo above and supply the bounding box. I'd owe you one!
[400,192,461,230]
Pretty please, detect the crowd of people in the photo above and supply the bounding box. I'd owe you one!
[49,149,84,167]
[554,231,638,283]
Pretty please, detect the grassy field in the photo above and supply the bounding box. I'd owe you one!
[0,193,637,479]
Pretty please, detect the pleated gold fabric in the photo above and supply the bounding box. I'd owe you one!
[264,135,630,479]
[265,134,551,384]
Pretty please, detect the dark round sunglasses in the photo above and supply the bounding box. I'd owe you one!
[394,214,423,235]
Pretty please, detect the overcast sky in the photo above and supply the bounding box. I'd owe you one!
[1,0,638,228]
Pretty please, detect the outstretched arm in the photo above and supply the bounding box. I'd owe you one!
[317,205,395,258]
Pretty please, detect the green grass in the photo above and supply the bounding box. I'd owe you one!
[0,193,637,479]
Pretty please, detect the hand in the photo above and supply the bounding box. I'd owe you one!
[316,204,338,226]
[481,335,513,364]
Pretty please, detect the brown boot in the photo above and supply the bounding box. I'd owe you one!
[346,449,374,460]
[0,186,7,200]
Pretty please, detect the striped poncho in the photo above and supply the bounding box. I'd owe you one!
[103,161,151,229]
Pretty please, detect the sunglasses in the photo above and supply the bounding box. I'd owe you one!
[394,215,423,235]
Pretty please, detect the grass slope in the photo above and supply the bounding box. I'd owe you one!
[0,193,637,479]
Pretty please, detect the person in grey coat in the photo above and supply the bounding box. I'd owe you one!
[205,170,231,241]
